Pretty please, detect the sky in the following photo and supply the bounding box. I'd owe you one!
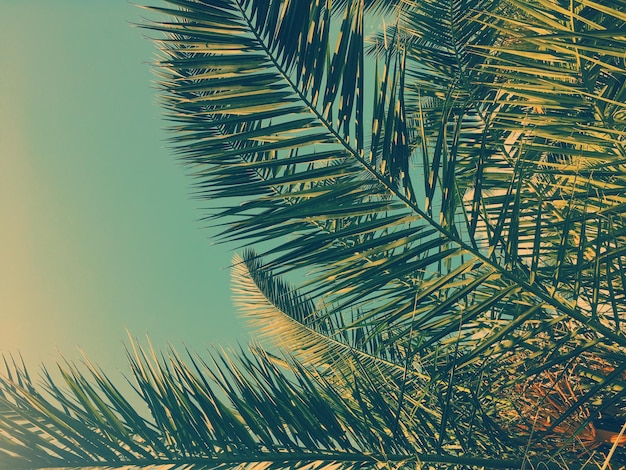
[0,2,248,382]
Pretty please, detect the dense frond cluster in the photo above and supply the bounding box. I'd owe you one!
[2,0,626,468]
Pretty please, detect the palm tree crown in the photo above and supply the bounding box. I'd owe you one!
[1,0,626,468]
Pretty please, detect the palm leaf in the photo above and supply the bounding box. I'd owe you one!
[0,342,548,469]
[141,0,626,456]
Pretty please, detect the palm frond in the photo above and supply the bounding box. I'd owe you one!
[232,249,411,369]
[140,0,626,457]
[0,343,546,469]
[231,249,449,449]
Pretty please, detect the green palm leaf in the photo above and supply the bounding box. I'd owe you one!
[0,342,544,469]
[139,0,626,457]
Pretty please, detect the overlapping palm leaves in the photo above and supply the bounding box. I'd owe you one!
[1,0,626,468]
[0,343,462,469]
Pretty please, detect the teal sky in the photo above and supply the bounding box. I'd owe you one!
[0,2,248,378]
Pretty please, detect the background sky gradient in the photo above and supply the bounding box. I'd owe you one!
[1,1,248,380]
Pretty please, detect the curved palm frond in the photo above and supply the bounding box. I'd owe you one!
[232,249,413,372]
[0,343,543,470]
[140,0,626,458]
[231,250,452,450]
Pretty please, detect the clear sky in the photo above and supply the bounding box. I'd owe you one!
[0,2,248,380]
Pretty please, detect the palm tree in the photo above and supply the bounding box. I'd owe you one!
[1,0,626,468]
